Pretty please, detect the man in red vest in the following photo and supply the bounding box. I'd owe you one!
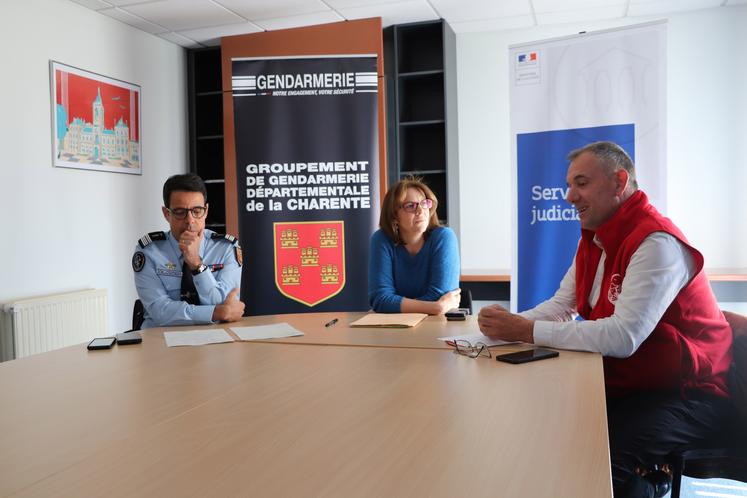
[478,141,733,498]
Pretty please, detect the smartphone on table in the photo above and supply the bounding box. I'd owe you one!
[496,348,559,364]
[116,331,142,345]
[445,308,470,321]
[87,337,116,350]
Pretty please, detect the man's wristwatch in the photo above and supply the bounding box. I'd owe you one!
[191,262,208,275]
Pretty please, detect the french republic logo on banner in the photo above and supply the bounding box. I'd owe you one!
[273,221,346,306]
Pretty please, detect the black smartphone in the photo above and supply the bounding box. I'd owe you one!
[445,309,467,321]
[116,331,142,345]
[496,348,559,364]
[87,337,116,350]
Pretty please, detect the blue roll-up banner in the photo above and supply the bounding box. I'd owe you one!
[231,56,380,315]
[517,124,635,310]
[509,22,666,312]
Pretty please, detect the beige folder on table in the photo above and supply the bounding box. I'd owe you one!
[350,313,428,328]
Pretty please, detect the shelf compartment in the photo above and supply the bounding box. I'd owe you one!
[399,122,445,173]
[397,23,443,74]
[195,93,223,138]
[205,182,226,228]
[193,49,222,94]
[397,73,444,123]
[195,138,224,181]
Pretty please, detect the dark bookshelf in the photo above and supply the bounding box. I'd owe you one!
[187,47,226,233]
[384,20,458,224]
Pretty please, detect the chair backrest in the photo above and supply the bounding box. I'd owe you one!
[669,311,747,498]
[724,311,747,420]
[459,289,473,315]
[132,299,145,331]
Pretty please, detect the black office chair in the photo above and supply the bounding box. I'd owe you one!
[669,310,747,498]
[459,289,473,315]
[131,299,145,331]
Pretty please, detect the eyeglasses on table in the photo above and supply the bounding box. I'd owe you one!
[451,339,492,359]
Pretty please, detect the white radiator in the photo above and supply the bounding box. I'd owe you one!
[0,289,108,361]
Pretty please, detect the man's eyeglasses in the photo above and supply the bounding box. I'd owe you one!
[451,339,491,359]
[400,198,433,213]
[167,206,207,219]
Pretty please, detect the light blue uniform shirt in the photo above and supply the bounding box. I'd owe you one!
[132,229,242,329]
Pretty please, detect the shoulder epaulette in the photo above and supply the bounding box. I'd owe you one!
[211,233,240,246]
[138,231,167,248]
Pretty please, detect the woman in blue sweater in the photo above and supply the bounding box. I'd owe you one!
[368,178,461,314]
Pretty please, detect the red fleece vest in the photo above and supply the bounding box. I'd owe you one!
[575,191,731,397]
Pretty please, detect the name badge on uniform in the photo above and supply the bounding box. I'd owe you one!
[156,268,182,277]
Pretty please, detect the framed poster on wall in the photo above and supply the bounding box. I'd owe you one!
[50,61,141,175]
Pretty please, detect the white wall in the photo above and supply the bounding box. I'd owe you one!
[0,0,188,334]
[455,6,747,273]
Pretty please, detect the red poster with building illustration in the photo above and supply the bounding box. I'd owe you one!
[50,61,141,174]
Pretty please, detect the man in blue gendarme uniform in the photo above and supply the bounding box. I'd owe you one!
[132,173,245,329]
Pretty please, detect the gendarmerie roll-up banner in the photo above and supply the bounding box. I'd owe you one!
[231,55,380,315]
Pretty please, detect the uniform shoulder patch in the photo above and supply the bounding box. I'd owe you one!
[211,233,242,265]
[132,251,146,272]
[138,231,167,248]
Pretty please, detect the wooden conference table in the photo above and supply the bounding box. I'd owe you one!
[0,312,612,498]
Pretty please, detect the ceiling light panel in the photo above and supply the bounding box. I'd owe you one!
[324,0,399,7]
[448,14,536,33]
[177,22,263,45]
[533,0,625,12]
[429,0,533,23]
[215,0,329,21]
[253,10,345,30]
[98,7,169,33]
[122,0,245,31]
[337,0,438,27]
[536,5,626,24]
[106,0,160,6]
[68,0,113,9]
[628,0,722,16]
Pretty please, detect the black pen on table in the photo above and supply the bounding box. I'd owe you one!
[325,318,338,327]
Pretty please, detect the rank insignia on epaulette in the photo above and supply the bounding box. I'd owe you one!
[209,233,241,265]
[211,233,239,245]
[132,252,145,272]
[138,231,167,248]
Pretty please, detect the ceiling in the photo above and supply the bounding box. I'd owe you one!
[69,0,744,48]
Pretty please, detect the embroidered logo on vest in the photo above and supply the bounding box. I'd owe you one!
[608,273,623,303]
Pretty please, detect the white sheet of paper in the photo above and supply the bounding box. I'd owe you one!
[229,323,304,341]
[437,334,518,347]
[164,329,234,347]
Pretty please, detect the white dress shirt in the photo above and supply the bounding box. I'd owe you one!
[519,232,696,358]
